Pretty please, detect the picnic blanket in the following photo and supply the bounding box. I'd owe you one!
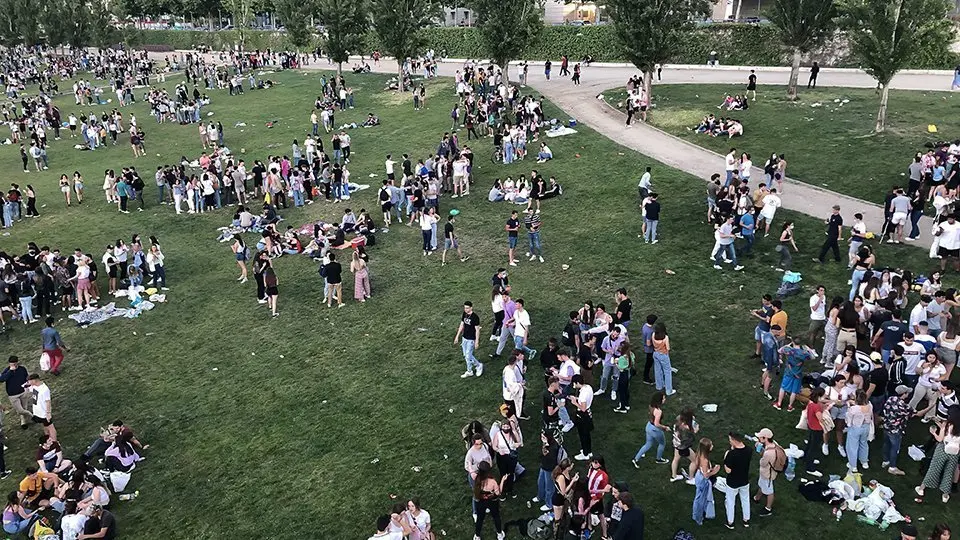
[546,126,577,138]
[68,303,129,326]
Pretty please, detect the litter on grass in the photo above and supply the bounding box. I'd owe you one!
[702,404,718,412]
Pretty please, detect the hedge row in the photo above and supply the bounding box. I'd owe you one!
[132,25,959,69]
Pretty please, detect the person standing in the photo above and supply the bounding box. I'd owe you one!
[722,432,752,530]
[746,70,757,101]
[692,438,720,525]
[505,210,520,267]
[614,289,632,329]
[808,62,819,88]
[808,285,827,345]
[714,215,744,271]
[544,60,552,81]
[570,374,594,461]
[455,301,484,378]
[501,354,525,418]
[41,317,68,376]
[28,374,56,440]
[816,205,843,263]
[880,384,914,475]
[512,299,536,360]
[613,492,645,540]
[523,208,544,263]
[325,252,344,308]
[643,193,660,244]
[0,356,31,429]
[802,388,828,477]
[442,214,468,266]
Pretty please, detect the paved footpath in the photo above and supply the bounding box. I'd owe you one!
[170,51,957,246]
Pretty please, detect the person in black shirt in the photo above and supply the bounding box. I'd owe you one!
[642,193,661,244]
[491,268,509,293]
[540,338,560,373]
[578,335,597,388]
[807,61,819,88]
[723,432,753,529]
[0,356,31,428]
[454,301,483,378]
[613,492,645,540]
[614,289,632,328]
[505,211,520,266]
[84,506,118,540]
[542,376,561,426]
[442,215,468,265]
[816,204,843,263]
[563,311,581,350]
[324,252,343,308]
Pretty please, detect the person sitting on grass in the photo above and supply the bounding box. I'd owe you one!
[536,143,553,163]
[36,435,73,476]
[716,95,734,109]
[715,119,743,139]
[488,180,505,202]
[729,95,749,111]
[2,491,38,535]
[541,177,563,200]
[361,113,380,127]
[693,115,717,134]
[17,466,63,510]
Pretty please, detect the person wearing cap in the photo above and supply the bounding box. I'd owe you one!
[0,356,31,428]
[752,428,778,516]
[815,204,843,264]
[894,523,920,540]
[865,351,888,412]
[881,384,915,475]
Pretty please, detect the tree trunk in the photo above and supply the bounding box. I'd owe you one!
[337,61,342,79]
[875,84,889,133]
[500,62,510,84]
[787,48,801,101]
[643,69,653,116]
[398,60,404,91]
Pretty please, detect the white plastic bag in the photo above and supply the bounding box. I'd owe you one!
[39,352,51,372]
[110,471,132,492]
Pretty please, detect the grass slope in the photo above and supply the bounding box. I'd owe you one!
[0,71,951,539]
[619,84,960,205]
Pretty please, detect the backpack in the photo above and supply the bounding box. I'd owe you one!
[318,264,327,278]
[770,443,788,473]
[378,187,390,202]
[243,246,251,260]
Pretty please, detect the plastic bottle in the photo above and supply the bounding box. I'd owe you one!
[784,456,796,481]
[118,490,139,501]
[834,508,842,521]
[856,515,876,526]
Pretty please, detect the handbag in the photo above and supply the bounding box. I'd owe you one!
[820,412,835,433]
[796,408,808,430]
[39,352,51,372]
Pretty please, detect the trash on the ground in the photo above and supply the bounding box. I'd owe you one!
[702,404,718,412]
[448,408,454,413]
[908,445,925,461]
[665,269,676,275]
[561,264,570,270]
[418,327,428,332]
[207,111,215,116]
[411,466,422,472]
[279,355,285,359]
[212,368,218,371]
[235,122,247,127]
[370,458,380,464]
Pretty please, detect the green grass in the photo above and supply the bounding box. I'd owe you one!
[618,84,960,205]
[0,70,953,539]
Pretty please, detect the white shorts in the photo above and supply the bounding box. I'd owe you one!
[758,477,774,495]
[891,212,908,225]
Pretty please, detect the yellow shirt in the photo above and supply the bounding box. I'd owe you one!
[770,311,788,334]
[18,472,51,500]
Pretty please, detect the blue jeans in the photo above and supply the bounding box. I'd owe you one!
[467,472,478,514]
[292,190,304,207]
[599,362,619,395]
[527,232,542,256]
[692,469,716,524]
[513,335,534,358]
[634,422,666,460]
[845,423,870,470]
[461,339,481,372]
[334,149,342,164]
[19,296,33,321]
[882,431,902,468]
[3,515,32,534]
[504,143,515,164]
[312,123,319,136]
[157,184,165,204]
[714,243,737,266]
[725,170,734,186]
[653,352,673,393]
[538,468,555,504]
[849,268,867,300]
[644,219,658,242]
[909,209,923,239]
[741,234,754,255]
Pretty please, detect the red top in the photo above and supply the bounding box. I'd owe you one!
[587,468,609,503]
[806,402,823,431]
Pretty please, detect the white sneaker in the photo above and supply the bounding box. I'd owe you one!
[461,371,473,378]
[497,532,505,540]
[574,452,590,461]
[734,265,744,271]
[476,363,484,377]
[594,389,605,396]
[489,335,498,342]
[881,461,889,468]
[822,444,829,456]
[538,256,544,263]
[561,422,575,433]
[538,504,550,512]
[713,265,722,270]
[838,446,847,458]
[861,462,869,470]
[525,252,531,257]
[611,391,618,401]
[529,254,536,261]
[670,475,684,482]
[509,261,517,266]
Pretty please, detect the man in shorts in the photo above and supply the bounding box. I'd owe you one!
[442,214,468,265]
[935,213,960,272]
[888,188,911,243]
[753,427,780,517]
[505,210,520,266]
[18,466,62,509]
[29,374,56,440]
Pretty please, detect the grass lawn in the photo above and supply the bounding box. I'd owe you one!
[614,84,960,205]
[0,69,954,539]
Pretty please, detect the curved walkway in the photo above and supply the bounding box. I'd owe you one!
[165,51,954,245]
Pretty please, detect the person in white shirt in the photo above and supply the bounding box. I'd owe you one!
[385,154,396,182]
[367,515,403,540]
[513,299,537,360]
[910,296,933,334]
[899,334,928,385]
[739,153,752,184]
[808,285,827,344]
[908,352,947,416]
[759,189,782,237]
[502,354,526,418]
[569,375,595,461]
[725,148,737,185]
[637,166,652,198]
[29,375,56,440]
[935,214,960,272]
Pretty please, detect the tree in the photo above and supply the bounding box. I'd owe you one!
[276,0,317,50]
[317,0,368,76]
[371,0,441,89]
[840,0,952,132]
[767,0,836,100]
[605,0,709,114]
[468,0,543,83]
[223,0,253,49]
